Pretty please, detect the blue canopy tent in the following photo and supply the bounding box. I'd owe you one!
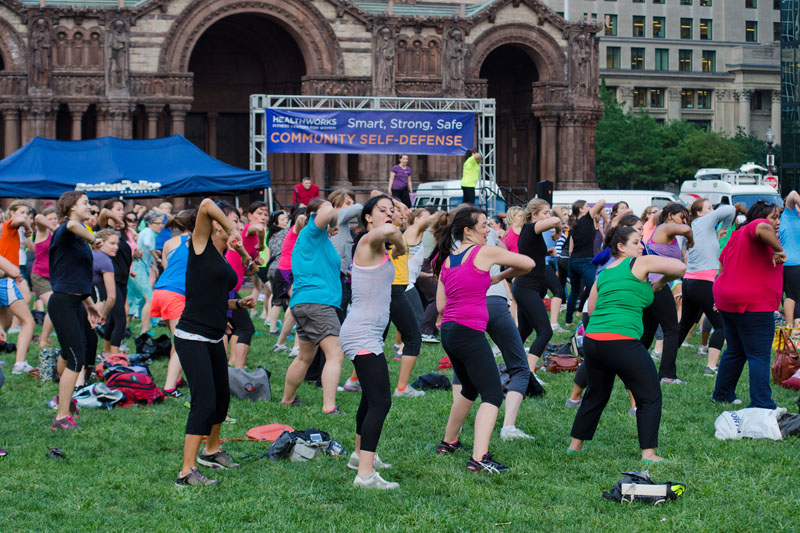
[0,135,269,198]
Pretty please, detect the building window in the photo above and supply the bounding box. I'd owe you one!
[681,0,692,4]
[774,22,781,42]
[751,91,763,110]
[655,48,670,70]
[606,14,618,36]
[689,120,712,130]
[746,21,758,42]
[699,0,711,5]
[633,88,646,108]
[633,0,644,3]
[773,0,780,8]
[650,88,665,108]
[682,89,695,109]
[631,48,645,70]
[556,11,564,18]
[653,17,666,38]
[702,51,716,72]
[679,50,693,72]
[633,16,646,37]
[700,19,712,40]
[681,18,693,39]
[745,0,757,7]
[607,47,621,69]
[697,90,712,109]
[653,0,665,3]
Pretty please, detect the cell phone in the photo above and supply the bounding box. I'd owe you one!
[310,433,322,443]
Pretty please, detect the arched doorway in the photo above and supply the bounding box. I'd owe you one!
[479,45,539,194]
[186,14,308,184]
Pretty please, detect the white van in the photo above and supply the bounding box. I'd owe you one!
[412,179,506,214]
[551,190,682,217]
[679,170,782,208]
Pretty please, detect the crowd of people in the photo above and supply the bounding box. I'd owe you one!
[0,171,794,489]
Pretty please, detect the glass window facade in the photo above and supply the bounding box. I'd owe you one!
[782,0,800,192]
[681,18,693,39]
[607,46,621,69]
[633,16,646,37]
[650,88,665,107]
[702,50,716,72]
[655,48,670,70]
[700,19,713,40]
[682,89,695,108]
[697,89,712,109]
[633,88,646,108]
[746,21,759,42]
[653,17,666,38]
[679,49,693,71]
[606,14,618,36]
[631,48,645,70]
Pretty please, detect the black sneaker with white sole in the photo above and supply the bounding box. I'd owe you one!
[466,452,510,473]
[197,448,240,469]
[175,467,219,487]
[436,439,468,454]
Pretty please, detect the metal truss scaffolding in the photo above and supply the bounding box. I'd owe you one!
[249,95,496,211]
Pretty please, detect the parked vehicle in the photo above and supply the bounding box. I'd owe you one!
[412,179,506,214]
[680,169,782,208]
[552,190,682,216]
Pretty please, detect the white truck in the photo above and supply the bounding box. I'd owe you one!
[679,168,782,208]
[552,190,682,216]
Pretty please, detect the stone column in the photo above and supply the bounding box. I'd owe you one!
[28,101,52,140]
[667,87,682,121]
[96,104,109,138]
[618,86,634,112]
[1,106,21,156]
[539,116,559,186]
[145,104,162,139]
[69,102,88,140]
[333,154,351,187]
[771,90,782,146]
[737,90,752,136]
[206,111,218,157]
[309,154,325,189]
[169,104,190,136]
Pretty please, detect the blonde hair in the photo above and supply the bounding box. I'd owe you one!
[523,198,550,223]
[93,228,119,250]
[6,200,32,219]
[505,206,523,226]
[328,189,355,208]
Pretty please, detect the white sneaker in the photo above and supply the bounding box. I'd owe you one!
[393,344,403,355]
[273,344,290,353]
[394,385,425,398]
[564,398,582,408]
[347,451,392,470]
[353,471,399,490]
[12,361,34,374]
[289,345,300,358]
[491,344,502,358]
[551,324,568,333]
[500,426,535,441]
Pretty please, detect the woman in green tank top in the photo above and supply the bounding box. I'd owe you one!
[568,226,685,464]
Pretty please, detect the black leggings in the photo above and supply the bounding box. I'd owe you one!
[384,285,421,356]
[353,352,392,453]
[542,263,566,301]
[641,286,680,380]
[512,283,552,357]
[405,286,425,327]
[175,337,230,435]
[678,278,724,351]
[571,338,662,449]
[228,292,255,345]
[49,292,97,372]
[391,188,412,208]
[441,322,503,407]
[103,283,127,347]
[557,257,569,293]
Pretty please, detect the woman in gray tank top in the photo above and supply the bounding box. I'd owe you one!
[339,195,406,490]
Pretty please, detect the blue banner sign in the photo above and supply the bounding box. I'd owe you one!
[266,109,474,155]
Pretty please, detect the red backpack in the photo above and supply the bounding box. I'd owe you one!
[105,372,165,407]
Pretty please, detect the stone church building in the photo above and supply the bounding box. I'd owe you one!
[0,0,602,201]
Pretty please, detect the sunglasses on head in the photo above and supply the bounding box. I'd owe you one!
[90,210,99,215]
[125,218,136,223]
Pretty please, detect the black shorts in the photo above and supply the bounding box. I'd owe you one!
[257,267,270,284]
[784,265,800,301]
[273,269,293,301]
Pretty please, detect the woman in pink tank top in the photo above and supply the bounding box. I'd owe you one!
[430,207,534,474]
[32,206,59,350]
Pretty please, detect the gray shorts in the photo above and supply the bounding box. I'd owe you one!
[291,303,341,345]
[31,273,52,297]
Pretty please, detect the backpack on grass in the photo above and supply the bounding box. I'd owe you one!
[106,371,165,407]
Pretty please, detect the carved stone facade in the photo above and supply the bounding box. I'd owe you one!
[0,0,603,194]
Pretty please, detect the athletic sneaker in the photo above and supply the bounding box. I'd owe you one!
[347,451,391,470]
[697,345,709,356]
[680,341,694,348]
[421,334,440,344]
[500,426,534,441]
[281,397,309,407]
[436,439,468,453]
[393,343,403,354]
[466,452,509,473]
[12,361,34,375]
[394,385,425,398]
[704,366,718,377]
[175,467,219,487]
[650,351,662,361]
[629,407,637,417]
[551,323,568,333]
[324,406,346,415]
[289,345,300,358]
[564,398,582,408]
[661,377,687,385]
[353,472,399,490]
[165,389,184,399]
[197,447,240,469]
[273,343,290,353]
[50,416,80,431]
[343,378,362,392]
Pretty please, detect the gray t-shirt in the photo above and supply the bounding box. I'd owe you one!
[686,204,735,273]
[331,204,363,274]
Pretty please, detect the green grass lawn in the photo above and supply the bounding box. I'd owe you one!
[0,307,798,532]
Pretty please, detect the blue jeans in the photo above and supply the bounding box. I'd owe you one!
[566,258,596,324]
[713,311,776,409]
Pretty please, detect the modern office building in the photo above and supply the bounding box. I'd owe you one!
[544,0,782,143]
[783,0,800,190]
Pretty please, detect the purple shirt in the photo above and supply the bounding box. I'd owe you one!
[391,164,411,190]
[92,250,114,287]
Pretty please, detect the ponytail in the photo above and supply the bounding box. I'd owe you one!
[430,206,484,277]
[604,225,638,257]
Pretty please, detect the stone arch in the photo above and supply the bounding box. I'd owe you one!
[159,0,344,76]
[0,17,27,71]
[467,23,565,82]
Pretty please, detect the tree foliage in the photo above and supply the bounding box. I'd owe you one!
[595,85,780,190]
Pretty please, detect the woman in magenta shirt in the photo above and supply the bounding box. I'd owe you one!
[712,200,785,408]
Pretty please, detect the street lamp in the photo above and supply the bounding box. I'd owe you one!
[765,127,775,174]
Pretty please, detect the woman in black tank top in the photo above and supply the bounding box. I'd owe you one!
[174,199,256,487]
